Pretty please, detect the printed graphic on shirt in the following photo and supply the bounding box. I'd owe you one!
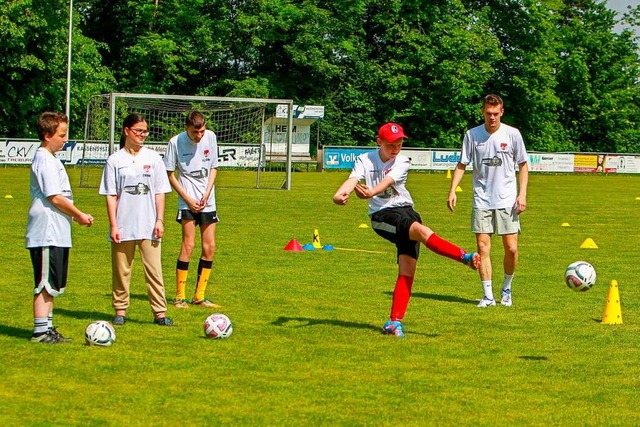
[481,156,503,167]
[189,168,209,179]
[123,183,151,195]
[377,168,399,199]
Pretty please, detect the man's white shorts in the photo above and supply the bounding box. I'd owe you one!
[471,208,521,235]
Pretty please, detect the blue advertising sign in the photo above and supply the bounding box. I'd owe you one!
[323,147,376,169]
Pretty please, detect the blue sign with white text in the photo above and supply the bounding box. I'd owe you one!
[324,147,376,170]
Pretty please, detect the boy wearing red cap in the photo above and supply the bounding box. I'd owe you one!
[333,123,480,338]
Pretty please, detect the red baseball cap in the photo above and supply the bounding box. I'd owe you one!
[378,122,407,143]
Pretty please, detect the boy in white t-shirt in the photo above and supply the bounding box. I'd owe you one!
[26,112,94,343]
[333,123,480,338]
[165,111,221,308]
[448,94,529,308]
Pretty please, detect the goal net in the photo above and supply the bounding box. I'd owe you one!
[79,93,295,190]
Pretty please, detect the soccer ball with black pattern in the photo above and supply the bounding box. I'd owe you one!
[85,320,116,346]
[204,314,233,339]
[565,261,596,292]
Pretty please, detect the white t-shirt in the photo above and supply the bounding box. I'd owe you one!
[349,151,414,215]
[99,147,172,242]
[460,123,528,209]
[164,129,218,212]
[26,147,73,248]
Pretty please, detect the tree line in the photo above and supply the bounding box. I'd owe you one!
[2,0,640,153]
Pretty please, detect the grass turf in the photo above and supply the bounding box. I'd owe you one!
[0,167,639,426]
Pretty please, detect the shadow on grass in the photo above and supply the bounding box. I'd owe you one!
[384,291,477,305]
[56,308,113,321]
[518,355,549,361]
[271,316,438,337]
[56,308,146,324]
[273,316,380,332]
[0,324,32,339]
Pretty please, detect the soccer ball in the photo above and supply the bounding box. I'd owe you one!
[204,313,233,339]
[85,320,116,346]
[565,261,596,292]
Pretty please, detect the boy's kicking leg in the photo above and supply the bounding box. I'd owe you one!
[409,222,480,269]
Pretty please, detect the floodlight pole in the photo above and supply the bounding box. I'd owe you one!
[65,0,73,122]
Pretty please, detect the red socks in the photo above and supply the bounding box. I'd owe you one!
[390,275,414,321]
[426,233,465,262]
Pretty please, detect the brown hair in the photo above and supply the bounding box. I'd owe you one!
[482,94,504,108]
[37,112,68,141]
[119,113,146,148]
[185,110,205,128]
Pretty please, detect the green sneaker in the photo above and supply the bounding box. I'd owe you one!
[173,299,190,308]
[31,330,67,344]
[191,298,221,308]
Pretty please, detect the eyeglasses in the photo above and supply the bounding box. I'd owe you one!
[130,128,150,136]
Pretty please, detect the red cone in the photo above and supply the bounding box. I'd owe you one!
[283,239,303,251]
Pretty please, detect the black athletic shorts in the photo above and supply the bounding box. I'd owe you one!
[176,210,219,226]
[370,206,422,260]
[29,246,69,297]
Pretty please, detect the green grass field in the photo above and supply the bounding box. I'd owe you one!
[1,167,639,426]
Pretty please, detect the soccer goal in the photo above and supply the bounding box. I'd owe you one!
[79,93,295,190]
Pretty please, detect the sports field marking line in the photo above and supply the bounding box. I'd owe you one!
[333,247,386,254]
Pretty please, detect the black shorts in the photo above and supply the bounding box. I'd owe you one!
[29,246,69,297]
[371,206,422,260]
[176,210,219,226]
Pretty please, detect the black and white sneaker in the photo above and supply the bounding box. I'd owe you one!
[49,327,72,342]
[31,330,65,344]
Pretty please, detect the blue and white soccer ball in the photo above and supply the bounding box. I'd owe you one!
[85,320,116,346]
[565,261,596,292]
[204,313,233,339]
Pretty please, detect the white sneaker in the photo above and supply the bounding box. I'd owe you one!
[500,290,512,307]
[477,297,496,308]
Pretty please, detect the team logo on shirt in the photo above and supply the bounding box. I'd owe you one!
[500,142,508,151]
[203,150,210,158]
[481,156,503,167]
[124,183,151,195]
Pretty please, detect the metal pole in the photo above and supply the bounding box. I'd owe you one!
[65,0,73,122]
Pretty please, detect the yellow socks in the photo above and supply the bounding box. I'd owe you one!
[175,260,189,301]
[194,259,213,301]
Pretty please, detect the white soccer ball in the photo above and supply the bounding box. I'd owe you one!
[565,261,596,292]
[85,320,116,346]
[204,313,233,339]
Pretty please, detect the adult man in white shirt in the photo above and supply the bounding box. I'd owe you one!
[447,94,529,308]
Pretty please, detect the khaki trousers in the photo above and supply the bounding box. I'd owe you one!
[111,239,168,315]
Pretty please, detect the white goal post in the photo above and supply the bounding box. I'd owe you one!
[80,93,295,190]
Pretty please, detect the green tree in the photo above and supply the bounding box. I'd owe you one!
[0,0,113,138]
[555,0,640,153]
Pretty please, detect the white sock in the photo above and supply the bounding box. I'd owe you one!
[48,313,53,329]
[503,274,514,292]
[34,317,48,335]
[482,280,493,300]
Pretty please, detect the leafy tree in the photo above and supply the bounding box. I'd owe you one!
[0,0,113,138]
[555,0,640,153]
